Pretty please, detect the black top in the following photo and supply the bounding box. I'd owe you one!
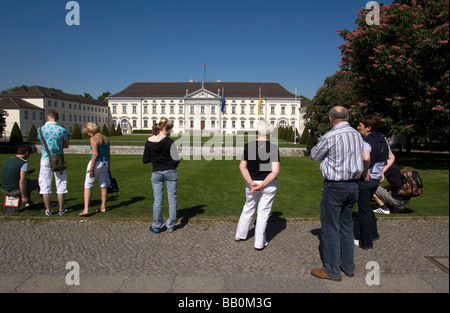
[383,163,411,201]
[242,140,280,181]
[143,136,180,172]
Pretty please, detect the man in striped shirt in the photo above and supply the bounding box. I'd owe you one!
[310,106,364,281]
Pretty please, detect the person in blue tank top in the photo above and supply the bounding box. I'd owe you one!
[79,123,111,216]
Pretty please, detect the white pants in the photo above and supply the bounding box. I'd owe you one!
[235,180,277,249]
[84,160,110,189]
[38,158,68,194]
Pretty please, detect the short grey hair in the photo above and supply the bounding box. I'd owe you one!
[328,106,348,120]
[257,119,272,137]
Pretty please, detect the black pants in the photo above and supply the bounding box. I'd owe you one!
[357,179,380,249]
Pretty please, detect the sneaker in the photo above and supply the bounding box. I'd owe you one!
[354,239,373,251]
[149,227,162,234]
[59,208,68,216]
[373,207,390,214]
[24,201,37,207]
[45,210,53,217]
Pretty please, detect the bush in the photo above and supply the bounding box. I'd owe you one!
[9,122,23,144]
[109,125,117,136]
[306,131,318,147]
[71,123,82,139]
[101,124,109,136]
[116,124,123,136]
[28,124,37,141]
[300,128,309,144]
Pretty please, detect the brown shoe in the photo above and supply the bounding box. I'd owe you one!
[311,268,342,281]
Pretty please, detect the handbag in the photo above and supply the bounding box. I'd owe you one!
[39,128,67,173]
[107,170,119,195]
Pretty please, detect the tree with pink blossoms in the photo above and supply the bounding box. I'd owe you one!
[306,0,448,151]
[339,0,449,151]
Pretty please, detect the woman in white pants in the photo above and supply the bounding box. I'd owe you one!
[235,120,280,250]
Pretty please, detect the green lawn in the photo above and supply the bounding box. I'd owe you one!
[0,152,448,219]
[67,135,304,148]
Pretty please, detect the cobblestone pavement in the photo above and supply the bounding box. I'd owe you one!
[0,216,448,293]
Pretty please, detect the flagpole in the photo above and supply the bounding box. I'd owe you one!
[204,61,206,82]
[258,87,262,119]
[294,88,297,144]
[220,87,223,134]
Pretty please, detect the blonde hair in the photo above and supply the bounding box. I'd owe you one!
[82,122,100,135]
[152,118,173,135]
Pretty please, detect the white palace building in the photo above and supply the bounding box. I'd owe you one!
[0,85,109,140]
[108,81,305,135]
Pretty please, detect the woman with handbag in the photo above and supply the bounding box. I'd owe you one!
[143,118,180,233]
[79,123,111,216]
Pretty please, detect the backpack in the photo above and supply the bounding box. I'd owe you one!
[398,168,423,197]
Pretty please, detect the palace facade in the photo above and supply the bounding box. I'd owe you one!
[0,86,109,140]
[108,81,305,135]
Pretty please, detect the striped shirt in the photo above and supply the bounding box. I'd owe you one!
[310,121,364,181]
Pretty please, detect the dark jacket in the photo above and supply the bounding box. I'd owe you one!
[143,135,180,172]
[363,132,389,167]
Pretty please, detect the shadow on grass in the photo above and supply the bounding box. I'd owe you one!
[106,196,146,211]
[395,152,449,170]
[177,204,206,229]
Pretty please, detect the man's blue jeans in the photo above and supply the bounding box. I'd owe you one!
[151,169,178,230]
[320,181,359,277]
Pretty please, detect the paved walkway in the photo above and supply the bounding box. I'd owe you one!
[0,216,448,294]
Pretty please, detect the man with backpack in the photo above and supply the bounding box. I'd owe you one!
[373,162,414,214]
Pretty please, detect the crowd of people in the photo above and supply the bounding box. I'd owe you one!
[2,107,411,281]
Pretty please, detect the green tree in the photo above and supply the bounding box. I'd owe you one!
[305,71,359,138]
[101,124,109,136]
[0,108,7,135]
[109,124,117,136]
[71,123,82,139]
[98,91,111,101]
[9,122,23,144]
[116,124,123,136]
[299,128,309,144]
[1,85,28,94]
[28,124,37,141]
[306,131,318,147]
[337,0,449,150]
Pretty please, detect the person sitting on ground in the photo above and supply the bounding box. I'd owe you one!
[373,162,410,214]
[1,145,39,207]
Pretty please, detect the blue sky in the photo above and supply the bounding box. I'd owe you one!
[0,0,382,99]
